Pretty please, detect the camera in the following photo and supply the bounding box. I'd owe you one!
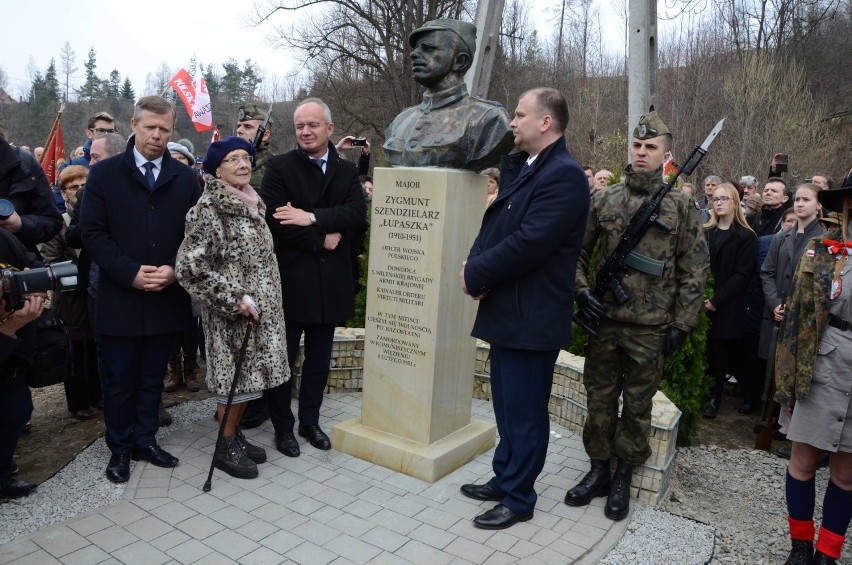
[774,153,789,173]
[350,137,367,147]
[1,261,78,311]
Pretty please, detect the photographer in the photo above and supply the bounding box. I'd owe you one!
[0,228,45,499]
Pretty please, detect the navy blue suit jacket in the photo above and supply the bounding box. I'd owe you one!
[465,137,589,350]
[80,138,201,336]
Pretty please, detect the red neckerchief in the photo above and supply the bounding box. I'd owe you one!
[823,238,852,255]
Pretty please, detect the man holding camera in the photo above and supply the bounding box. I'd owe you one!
[0,228,45,498]
[81,96,201,484]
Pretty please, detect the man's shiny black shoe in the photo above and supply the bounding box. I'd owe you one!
[0,477,37,498]
[240,397,270,430]
[564,459,611,507]
[298,424,331,450]
[105,453,131,483]
[460,483,502,502]
[275,430,300,457]
[473,504,533,530]
[130,445,178,468]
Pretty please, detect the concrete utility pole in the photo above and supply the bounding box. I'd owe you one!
[627,0,657,157]
[467,0,506,99]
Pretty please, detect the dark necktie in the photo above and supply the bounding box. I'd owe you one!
[143,162,156,189]
[519,161,531,176]
[313,158,326,173]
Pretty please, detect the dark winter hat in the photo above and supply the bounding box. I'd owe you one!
[167,142,195,166]
[238,103,274,125]
[633,108,671,140]
[409,19,477,56]
[203,136,255,175]
[818,185,852,213]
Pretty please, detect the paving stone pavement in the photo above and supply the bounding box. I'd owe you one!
[0,395,630,564]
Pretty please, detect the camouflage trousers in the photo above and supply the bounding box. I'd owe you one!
[582,320,666,465]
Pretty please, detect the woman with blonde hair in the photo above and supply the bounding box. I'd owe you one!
[702,182,757,418]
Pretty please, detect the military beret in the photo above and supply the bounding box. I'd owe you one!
[238,103,274,125]
[633,108,670,140]
[409,19,477,56]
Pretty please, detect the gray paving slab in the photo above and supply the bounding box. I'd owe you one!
[0,395,630,564]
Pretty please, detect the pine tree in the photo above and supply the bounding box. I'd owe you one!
[106,70,121,100]
[78,47,101,102]
[120,77,135,100]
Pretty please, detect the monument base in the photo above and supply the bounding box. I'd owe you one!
[332,417,496,483]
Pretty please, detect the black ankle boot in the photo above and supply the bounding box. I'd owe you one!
[214,436,258,479]
[784,539,814,565]
[564,459,611,507]
[604,458,633,521]
[812,550,836,565]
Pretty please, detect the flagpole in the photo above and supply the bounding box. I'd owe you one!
[40,102,66,166]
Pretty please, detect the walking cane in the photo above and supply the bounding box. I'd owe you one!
[203,305,260,492]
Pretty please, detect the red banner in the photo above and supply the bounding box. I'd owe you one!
[169,68,213,132]
[42,122,66,186]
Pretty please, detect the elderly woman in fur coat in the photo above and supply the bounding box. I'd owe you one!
[176,137,289,480]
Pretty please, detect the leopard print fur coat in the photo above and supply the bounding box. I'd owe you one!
[176,175,289,396]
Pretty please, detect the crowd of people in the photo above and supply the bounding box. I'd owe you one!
[0,25,849,564]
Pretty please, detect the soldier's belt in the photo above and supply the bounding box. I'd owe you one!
[623,251,665,277]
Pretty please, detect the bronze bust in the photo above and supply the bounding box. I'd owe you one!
[383,19,514,171]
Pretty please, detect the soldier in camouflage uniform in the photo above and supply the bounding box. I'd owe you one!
[236,103,273,190]
[235,103,274,429]
[565,111,709,521]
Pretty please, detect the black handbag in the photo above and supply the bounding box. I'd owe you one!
[25,307,71,388]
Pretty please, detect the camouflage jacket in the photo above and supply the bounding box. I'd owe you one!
[576,165,709,331]
[250,143,272,190]
[774,230,837,407]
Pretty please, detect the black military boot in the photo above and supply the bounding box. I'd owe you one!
[784,540,814,565]
[564,459,611,507]
[236,427,267,464]
[214,436,258,479]
[604,458,634,521]
[240,396,270,430]
[811,550,836,565]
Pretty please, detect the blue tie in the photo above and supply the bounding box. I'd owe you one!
[313,158,326,173]
[143,162,156,189]
[519,161,531,177]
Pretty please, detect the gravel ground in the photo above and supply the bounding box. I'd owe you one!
[0,397,217,545]
[2,401,850,564]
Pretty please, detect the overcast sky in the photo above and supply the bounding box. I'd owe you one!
[1,1,296,100]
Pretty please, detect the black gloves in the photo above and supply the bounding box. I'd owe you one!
[664,327,688,356]
[577,289,606,323]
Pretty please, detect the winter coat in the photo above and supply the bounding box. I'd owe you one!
[705,222,757,339]
[774,230,837,407]
[40,213,92,340]
[176,176,289,396]
[260,142,366,324]
[0,139,63,255]
[758,218,826,358]
[465,136,589,350]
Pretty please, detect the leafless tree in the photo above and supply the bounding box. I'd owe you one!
[58,41,78,103]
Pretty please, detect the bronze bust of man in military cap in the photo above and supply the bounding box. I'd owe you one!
[383,19,514,171]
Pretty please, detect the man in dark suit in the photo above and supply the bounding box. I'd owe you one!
[80,96,201,483]
[459,87,590,530]
[260,98,365,457]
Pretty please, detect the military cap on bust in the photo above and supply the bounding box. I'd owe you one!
[238,103,274,125]
[633,108,670,140]
[409,19,477,56]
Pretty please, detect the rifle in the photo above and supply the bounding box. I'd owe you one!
[575,118,726,336]
[252,102,274,152]
[755,296,785,451]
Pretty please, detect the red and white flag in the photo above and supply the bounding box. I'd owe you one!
[42,121,66,186]
[211,126,221,143]
[169,69,213,132]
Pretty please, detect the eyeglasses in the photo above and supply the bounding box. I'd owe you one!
[61,183,85,192]
[221,155,254,165]
[89,128,116,135]
[711,196,731,203]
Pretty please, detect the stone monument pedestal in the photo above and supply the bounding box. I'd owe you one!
[332,167,496,483]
